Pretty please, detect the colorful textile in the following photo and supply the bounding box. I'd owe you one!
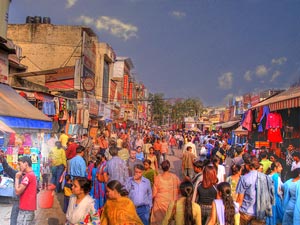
[66,194,99,225]
[100,196,143,225]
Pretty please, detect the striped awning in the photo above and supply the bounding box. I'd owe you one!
[252,86,300,111]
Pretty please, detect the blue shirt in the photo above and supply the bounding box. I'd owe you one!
[136,152,144,161]
[236,170,258,216]
[105,156,128,185]
[69,155,86,178]
[126,176,152,208]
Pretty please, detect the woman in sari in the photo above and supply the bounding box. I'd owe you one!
[266,162,284,225]
[65,176,100,225]
[150,160,180,225]
[143,159,157,187]
[89,157,101,210]
[100,180,143,225]
[147,147,158,171]
[95,153,107,210]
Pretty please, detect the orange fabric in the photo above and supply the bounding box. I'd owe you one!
[153,142,162,151]
[150,173,180,225]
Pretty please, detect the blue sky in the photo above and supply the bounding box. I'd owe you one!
[8,0,300,106]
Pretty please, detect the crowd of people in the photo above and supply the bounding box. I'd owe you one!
[1,127,300,225]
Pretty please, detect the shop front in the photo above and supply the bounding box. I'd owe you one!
[0,83,52,198]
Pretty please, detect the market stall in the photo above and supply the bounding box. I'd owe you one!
[0,83,52,198]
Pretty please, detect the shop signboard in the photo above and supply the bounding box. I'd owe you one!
[128,82,133,101]
[88,96,98,116]
[82,31,96,74]
[0,50,8,83]
[104,105,111,119]
[45,66,75,90]
[110,80,117,102]
[98,102,105,117]
[123,74,129,98]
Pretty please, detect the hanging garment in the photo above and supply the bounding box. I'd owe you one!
[42,101,56,116]
[83,109,89,129]
[258,106,270,132]
[266,112,282,129]
[267,128,283,143]
[242,110,253,131]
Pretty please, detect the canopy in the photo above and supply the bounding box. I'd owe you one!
[0,83,52,129]
[233,125,248,136]
[216,120,240,129]
[0,120,15,133]
[252,86,300,111]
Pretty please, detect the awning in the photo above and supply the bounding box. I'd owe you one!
[233,125,248,136]
[217,120,240,129]
[0,83,52,129]
[252,86,300,111]
[0,120,15,133]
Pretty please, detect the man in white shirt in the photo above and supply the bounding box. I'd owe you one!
[183,136,197,157]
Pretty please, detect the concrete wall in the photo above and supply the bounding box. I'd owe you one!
[7,24,83,84]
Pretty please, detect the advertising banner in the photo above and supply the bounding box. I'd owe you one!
[110,80,117,102]
[123,74,129,98]
[128,82,133,101]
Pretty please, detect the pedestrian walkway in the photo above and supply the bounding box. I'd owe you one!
[0,202,11,224]
[35,191,66,225]
[0,191,66,225]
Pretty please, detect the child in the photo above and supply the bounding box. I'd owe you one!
[182,146,196,179]
[41,161,51,190]
[207,182,240,225]
[63,174,73,213]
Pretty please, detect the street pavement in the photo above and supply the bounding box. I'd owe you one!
[0,148,184,225]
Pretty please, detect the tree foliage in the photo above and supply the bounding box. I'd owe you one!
[149,94,206,126]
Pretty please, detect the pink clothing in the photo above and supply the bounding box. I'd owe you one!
[242,110,253,131]
[266,112,282,129]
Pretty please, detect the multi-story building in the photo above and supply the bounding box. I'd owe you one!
[7,17,116,119]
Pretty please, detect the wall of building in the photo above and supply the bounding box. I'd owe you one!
[7,23,83,84]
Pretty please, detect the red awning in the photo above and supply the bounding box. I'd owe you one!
[252,86,300,111]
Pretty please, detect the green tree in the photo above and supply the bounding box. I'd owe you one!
[148,93,169,125]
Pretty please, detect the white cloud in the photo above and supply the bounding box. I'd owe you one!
[76,15,138,40]
[271,57,287,65]
[255,65,268,77]
[218,72,233,90]
[244,70,252,81]
[270,70,281,82]
[66,0,78,8]
[170,11,186,19]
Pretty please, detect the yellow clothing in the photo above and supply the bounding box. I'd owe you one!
[118,148,130,161]
[162,197,202,225]
[49,147,67,167]
[100,196,143,225]
[116,138,123,148]
[59,133,69,147]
